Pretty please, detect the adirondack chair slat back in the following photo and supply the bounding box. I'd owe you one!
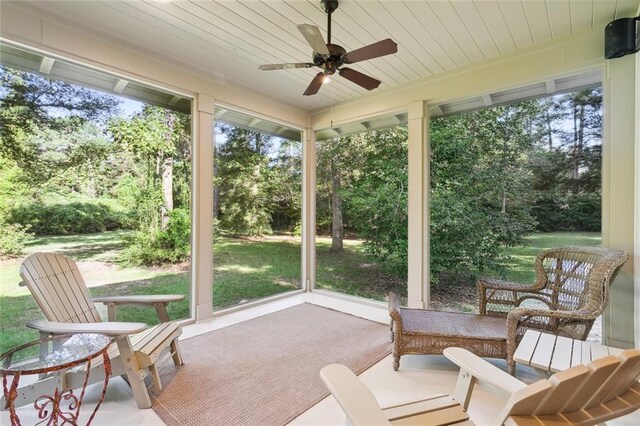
[20,252,101,323]
[585,350,640,408]
[500,349,640,425]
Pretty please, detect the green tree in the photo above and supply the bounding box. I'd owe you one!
[215,125,272,236]
[0,66,118,183]
[109,106,191,229]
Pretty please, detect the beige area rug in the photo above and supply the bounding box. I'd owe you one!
[149,303,391,426]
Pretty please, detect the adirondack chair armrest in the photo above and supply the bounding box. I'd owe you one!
[320,364,391,425]
[93,294,185,322]
[444,347,526,409]
[27,319,148,336]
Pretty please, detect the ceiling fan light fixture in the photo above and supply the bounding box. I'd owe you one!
[322,75,332,84]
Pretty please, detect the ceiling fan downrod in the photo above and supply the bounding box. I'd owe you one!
[322,0,339,45]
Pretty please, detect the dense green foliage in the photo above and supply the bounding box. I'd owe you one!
[1,64,601,288]
[109,106,192,265]
[214,125,302,236]
[8,201,132,235]
[0,66,192,263]
[316,89,602,284]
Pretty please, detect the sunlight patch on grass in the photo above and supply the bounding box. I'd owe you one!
[217,264,272,274]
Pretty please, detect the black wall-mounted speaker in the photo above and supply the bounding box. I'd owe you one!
[604,17,639,59]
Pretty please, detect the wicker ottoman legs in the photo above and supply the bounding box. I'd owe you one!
[388,292,509,372]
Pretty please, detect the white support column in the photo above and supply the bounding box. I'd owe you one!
[302,129,317,291]
[407,101,430,308]
[602,52,639,348]
[192,94,214,321]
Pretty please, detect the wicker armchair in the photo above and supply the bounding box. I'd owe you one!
[478,246,628,373]
[389,246,628,375]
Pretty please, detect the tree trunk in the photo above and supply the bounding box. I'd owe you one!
[213,144,219,220]
[161,112,176,230]
[546,111,553,150]
[330,157,343,252]
[573,104,579,180]
[161,155,173,229]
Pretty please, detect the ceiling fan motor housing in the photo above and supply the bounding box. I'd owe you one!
[313,44,346,75]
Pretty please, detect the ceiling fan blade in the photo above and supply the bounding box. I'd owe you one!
[297,24,330,55]
[342,38,398,64]
[303,72,325,96]
[339,68,381,91]
[259,63,315,71]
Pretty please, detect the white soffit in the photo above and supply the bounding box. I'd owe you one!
[315,68,601,141]
[7,0,639,111]
[214,107,302,142]
[0,43,192,114]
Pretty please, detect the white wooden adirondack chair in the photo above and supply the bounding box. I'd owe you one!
[15,252,184,409]
[321,347,640,425]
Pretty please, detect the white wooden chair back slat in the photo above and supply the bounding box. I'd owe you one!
[560,356,620,412]
[532,365,590,416]
[20,252,101,323]
[499,380,551,424]
[603,350,640,401]
[42,253,91,322]
[584,350,640,408]
[21,254,74,322]
[60,254,101,322]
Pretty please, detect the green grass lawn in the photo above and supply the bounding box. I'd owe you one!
[0,231,302,354]
[316,237,404,301]
[489,231,602,284]
[0,230,600,354]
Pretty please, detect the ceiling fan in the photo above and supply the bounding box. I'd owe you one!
[258,0,398,96]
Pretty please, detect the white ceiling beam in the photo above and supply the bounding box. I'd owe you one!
[113,79,129,94]
[168,95,180,106]
[482,94,493,107]
[248,118,261,128]
[545,79,556,94]
[214,109,227,119]
[39,57,55,74]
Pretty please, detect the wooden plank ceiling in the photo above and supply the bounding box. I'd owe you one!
[20,1,640,111]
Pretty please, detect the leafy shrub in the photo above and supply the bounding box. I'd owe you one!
[533,193,601,232]
[120,208,191,266]
[566,193,601,232]
[8,201,134,235]
[0,223,33,258]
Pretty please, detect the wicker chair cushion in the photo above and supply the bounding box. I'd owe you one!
[401,309,507,340]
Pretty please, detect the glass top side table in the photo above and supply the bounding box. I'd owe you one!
[1,333,111,426]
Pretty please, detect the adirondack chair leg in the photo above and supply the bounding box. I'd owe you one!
[453,368,477,410]
[149,364,162,391]
[171,340,184,366]
[114,336,152,409]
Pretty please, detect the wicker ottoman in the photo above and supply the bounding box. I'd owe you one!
[388,292,507,371]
